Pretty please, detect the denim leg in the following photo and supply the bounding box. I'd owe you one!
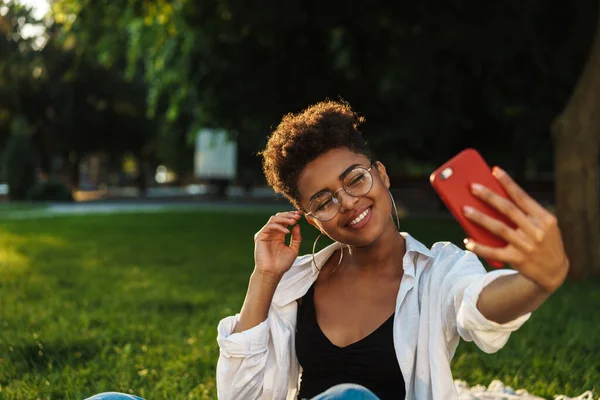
[84,392,144,400]
[311,383,381,400]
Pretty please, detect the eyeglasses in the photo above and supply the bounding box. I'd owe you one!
[305,165,374,221]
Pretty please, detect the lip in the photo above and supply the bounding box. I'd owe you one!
[343,205,372,227]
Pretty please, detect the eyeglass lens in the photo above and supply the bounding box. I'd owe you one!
[309,167,373,220]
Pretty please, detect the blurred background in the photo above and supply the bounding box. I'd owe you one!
[1,0,599,274]
[0,1,599,398]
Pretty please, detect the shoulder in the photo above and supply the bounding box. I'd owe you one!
[431,241,469,263]
[288,253,313,275]
[271,253,316,307]
[272,243,339,307]
[424,240,486,277]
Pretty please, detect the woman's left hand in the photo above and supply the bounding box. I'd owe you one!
[462,167,569,293]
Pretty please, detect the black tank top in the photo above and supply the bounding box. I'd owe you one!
[295,283,406,400]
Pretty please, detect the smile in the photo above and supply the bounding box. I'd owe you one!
[349,207,371,226]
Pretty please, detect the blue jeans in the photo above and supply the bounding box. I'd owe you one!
[86,383,380,399]
[84,394,143,400]
[311,383,380,399]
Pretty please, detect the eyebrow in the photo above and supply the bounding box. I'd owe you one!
[308,163,363,203]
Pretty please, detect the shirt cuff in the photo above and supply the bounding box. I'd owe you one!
[217,314,270,358]
[457,269,531,352]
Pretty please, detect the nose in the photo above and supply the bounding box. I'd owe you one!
[335,189,359,212]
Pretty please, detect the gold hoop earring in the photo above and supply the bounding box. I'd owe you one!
[389,190,400,231]
[312,232,344,273]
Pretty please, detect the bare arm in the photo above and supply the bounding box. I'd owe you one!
[233,272,281,333]
[476,272,551,324]
[232,210,302,334]
[463,167,569,324]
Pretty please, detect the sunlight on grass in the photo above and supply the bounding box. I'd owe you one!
[0,211,596,399]
[0,247,30,278]
[0,231,69,291]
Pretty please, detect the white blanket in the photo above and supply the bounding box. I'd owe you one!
[454,380,596,400]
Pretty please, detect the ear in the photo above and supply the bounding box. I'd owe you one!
[374,161,390,189]
[304,214,323,231]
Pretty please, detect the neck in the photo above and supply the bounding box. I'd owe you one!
[344,219,406,275]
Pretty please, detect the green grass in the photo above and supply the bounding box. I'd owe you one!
[0,211,597,399]
[0,203,47,219]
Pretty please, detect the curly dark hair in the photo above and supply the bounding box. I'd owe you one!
[260,99,374,209]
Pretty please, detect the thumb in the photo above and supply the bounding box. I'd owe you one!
[289,223,302,253]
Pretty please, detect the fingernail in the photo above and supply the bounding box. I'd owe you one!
[492,167,505,177]
[471,183,484,192]
[463,206,474,215]
[463,238,474,250]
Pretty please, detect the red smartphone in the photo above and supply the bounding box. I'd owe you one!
[429,148,515,268]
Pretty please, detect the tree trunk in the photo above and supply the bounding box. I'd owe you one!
[135,156,148,198]
[551,8,600,279]
[69,152,81,190]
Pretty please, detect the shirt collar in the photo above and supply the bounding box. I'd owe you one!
[274,231,434,308]
[401,231,434,258]
[400,231,434,278]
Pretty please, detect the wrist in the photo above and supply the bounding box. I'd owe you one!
[520,270,563,296]
[252,269,283,286]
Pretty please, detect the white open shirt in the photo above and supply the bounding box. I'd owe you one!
[216,232,531,400]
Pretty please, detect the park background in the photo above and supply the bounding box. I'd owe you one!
[0,0,599,398]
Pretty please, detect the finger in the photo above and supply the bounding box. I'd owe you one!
[289,224,302,253]
[275,211,303,220]
[269,215,300,227]
[256,223,290,240]
[462,206,529,249]
[470,182,539,238]
[492,167,549,219]
[464,238,523,266]
[267,223,290,235]
[463,206,536,254]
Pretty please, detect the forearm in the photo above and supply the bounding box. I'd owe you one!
[477,272,551,324]
[232,271,281,333]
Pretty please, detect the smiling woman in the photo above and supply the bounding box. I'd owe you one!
[83,100,570,400]
[210,99,570,400]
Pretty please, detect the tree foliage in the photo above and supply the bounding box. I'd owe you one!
[51,0,595,179]
[1,116,36,200]
[0,0,157,187]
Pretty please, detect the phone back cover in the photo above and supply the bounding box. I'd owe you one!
[430,148,516,265]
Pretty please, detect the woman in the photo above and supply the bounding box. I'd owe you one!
[215,100,569,400]
[88,100,568,400]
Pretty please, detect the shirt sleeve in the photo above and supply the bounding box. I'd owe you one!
[442,247,531,354]
[216,304,299,400]
[216,314,270,400]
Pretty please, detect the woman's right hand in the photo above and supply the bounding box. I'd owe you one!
[253,210,303,279]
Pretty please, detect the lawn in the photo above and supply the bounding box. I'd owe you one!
[0,204,47,219]
[0,210,598,399]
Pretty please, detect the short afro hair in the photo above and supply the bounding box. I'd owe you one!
[260,99,373,209]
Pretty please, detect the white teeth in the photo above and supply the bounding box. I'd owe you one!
[350,208,370,226]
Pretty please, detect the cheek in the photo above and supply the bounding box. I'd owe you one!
[371,180,390,203]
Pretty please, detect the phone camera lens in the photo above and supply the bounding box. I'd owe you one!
[440,167,453,180]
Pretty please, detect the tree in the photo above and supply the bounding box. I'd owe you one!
[0,0,159,190]
[1,116,36,200]
[52,1,570,175]
[552,5,600,279]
